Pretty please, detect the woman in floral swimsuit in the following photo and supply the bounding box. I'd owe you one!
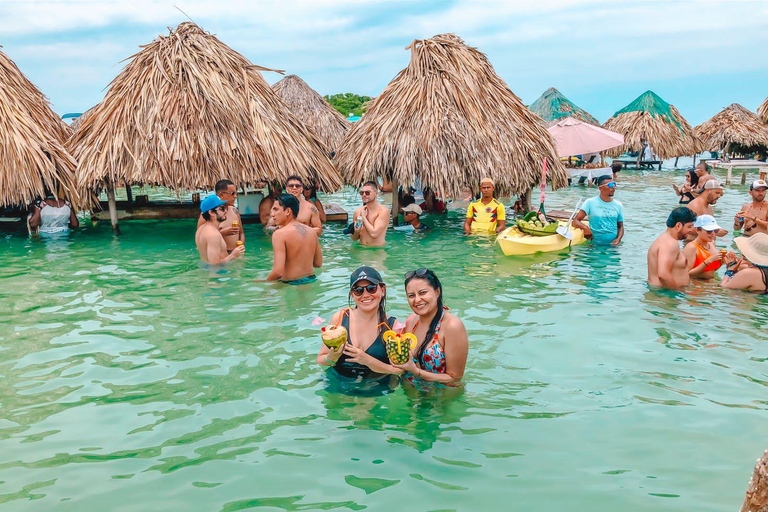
[393,268,468,386]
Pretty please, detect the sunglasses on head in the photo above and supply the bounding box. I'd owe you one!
[404,268,430,280]
[351,283,380,296]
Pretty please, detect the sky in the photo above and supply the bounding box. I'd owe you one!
[2,0,767,125]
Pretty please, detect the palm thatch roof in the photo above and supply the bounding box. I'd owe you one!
[529,87,599,127]
[603,91,701,159]
[272,74,349,154]
[758,97,768,125]
[0,47,80,209]
[694,103,768,152]
[70,22,342,194]
[336,33,567,198]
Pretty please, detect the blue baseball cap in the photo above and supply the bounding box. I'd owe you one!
[200,195,228,213]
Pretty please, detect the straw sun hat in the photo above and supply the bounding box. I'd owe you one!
[735,233,768,267]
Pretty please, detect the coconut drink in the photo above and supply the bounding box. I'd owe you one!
[383,330,417,365]
[321,325,347,349]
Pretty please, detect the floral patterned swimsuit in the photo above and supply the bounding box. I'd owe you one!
[407,310,447,382]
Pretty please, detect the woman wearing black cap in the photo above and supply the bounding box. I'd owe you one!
[317,266,403,383]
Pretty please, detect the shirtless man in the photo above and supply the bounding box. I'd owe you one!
[258,183,279,232]
[266,194,322,285]
[285,175,322,235]
[685,179,727,242]
[196,179,243,251]
[351,181,390,247]
[647,207,697,290]
[195,195,245,265]
[734,180,768,237]
[694,162,714,189]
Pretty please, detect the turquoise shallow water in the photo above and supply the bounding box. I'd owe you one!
[1,166,767,511]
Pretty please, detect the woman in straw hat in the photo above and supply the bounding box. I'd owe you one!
[721,233,768,293]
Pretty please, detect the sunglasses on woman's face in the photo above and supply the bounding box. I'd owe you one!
[404,268,430,280]
[351,284,380,296]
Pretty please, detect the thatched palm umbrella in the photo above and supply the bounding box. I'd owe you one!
[695,103,768,153]
[603,91,700,159]
[70,22,342,228]
[758,97,768,125]
[529,87,599,127]
[336,33,567,209]
[0,48,79,209]
[272,74,349,154]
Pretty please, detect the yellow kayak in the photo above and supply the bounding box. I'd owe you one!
[496,221,586,256]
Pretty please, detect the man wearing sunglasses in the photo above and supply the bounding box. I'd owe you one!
[284,175,323,236]
[572,175,625,246]
[350,181,389,247]
[196,179,244,250]
[195,195,245,265]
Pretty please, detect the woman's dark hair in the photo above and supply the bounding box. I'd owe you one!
[404,269,444,364]
[688,170,699,188]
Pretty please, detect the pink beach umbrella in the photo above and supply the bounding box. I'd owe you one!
[547,117,624,158]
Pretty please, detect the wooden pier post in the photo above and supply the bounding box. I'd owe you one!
[125,185,133,204]
[106,183,120,233]
[391,176,400,226]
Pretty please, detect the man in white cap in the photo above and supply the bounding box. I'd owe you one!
[721,233,768,293]
[734,180,768,237]
[686,179,727,242]
[464,178,506,234]
[395,204,431,232]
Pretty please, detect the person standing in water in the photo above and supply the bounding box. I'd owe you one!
[464,178,506,234]
[196,179,243,251]
[350,181,389,247]
[572,175,624,246]
[647,207,697,290]
[284,175,323,236]
[683,215,726,280]
[266,194,322,285]
[28,193,79,236]
[721,233,768,294]
[195,195,245,265]
[259,183,280,232]
[393,268,468,386]
[686,179,727,242]
[318,266,402,387]
[734,180,768,237]
[303,181,327,224]
[394,204,430,232]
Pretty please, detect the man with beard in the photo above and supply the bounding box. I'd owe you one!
[266,194,322,285]
[572,175,625,246]
[734,180,768,236]
[196,179,244,250]
[195,195,246,265]
[686,179,727,242]
[284,175,322,236]
[351,181,390,247]
[647,207,697,290]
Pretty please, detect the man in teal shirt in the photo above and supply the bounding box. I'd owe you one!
[573,175,625,246]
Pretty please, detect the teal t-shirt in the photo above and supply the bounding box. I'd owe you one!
[581,196,624,244]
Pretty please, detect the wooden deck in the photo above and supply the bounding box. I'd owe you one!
[92,201,349,224]
[613,157,662,170]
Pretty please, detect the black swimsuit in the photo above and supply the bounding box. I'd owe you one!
[333,311,396,379]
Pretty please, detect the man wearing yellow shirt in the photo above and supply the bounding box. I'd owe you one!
[464,178,507,234]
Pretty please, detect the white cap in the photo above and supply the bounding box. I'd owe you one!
[401,204,423,215]
[693,214,722,232]
[751,179,768,191]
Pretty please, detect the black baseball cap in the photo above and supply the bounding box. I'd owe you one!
[350,266,383,288]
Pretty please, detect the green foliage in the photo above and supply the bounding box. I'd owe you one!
[325,93,372,118]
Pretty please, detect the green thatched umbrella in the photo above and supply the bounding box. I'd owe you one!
[603,91,701,159]
[529,87,599,127]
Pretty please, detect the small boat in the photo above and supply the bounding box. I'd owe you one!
[496,220,586,256]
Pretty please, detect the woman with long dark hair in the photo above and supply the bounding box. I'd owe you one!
[672,170,698,204]
[317,266,403,380]
[393,268,468,385]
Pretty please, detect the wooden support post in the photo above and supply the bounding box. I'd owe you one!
[107,186,120,233]
[125,185,133,204]
[391,177,400,227]
[674,157,679,167]
[742,171,748,185]
[522,188,531,212]
[741,448,768,512]
[726,167,732,185]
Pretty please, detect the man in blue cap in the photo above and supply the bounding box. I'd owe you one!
[572,174,625,246]
[195,195,245,265]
